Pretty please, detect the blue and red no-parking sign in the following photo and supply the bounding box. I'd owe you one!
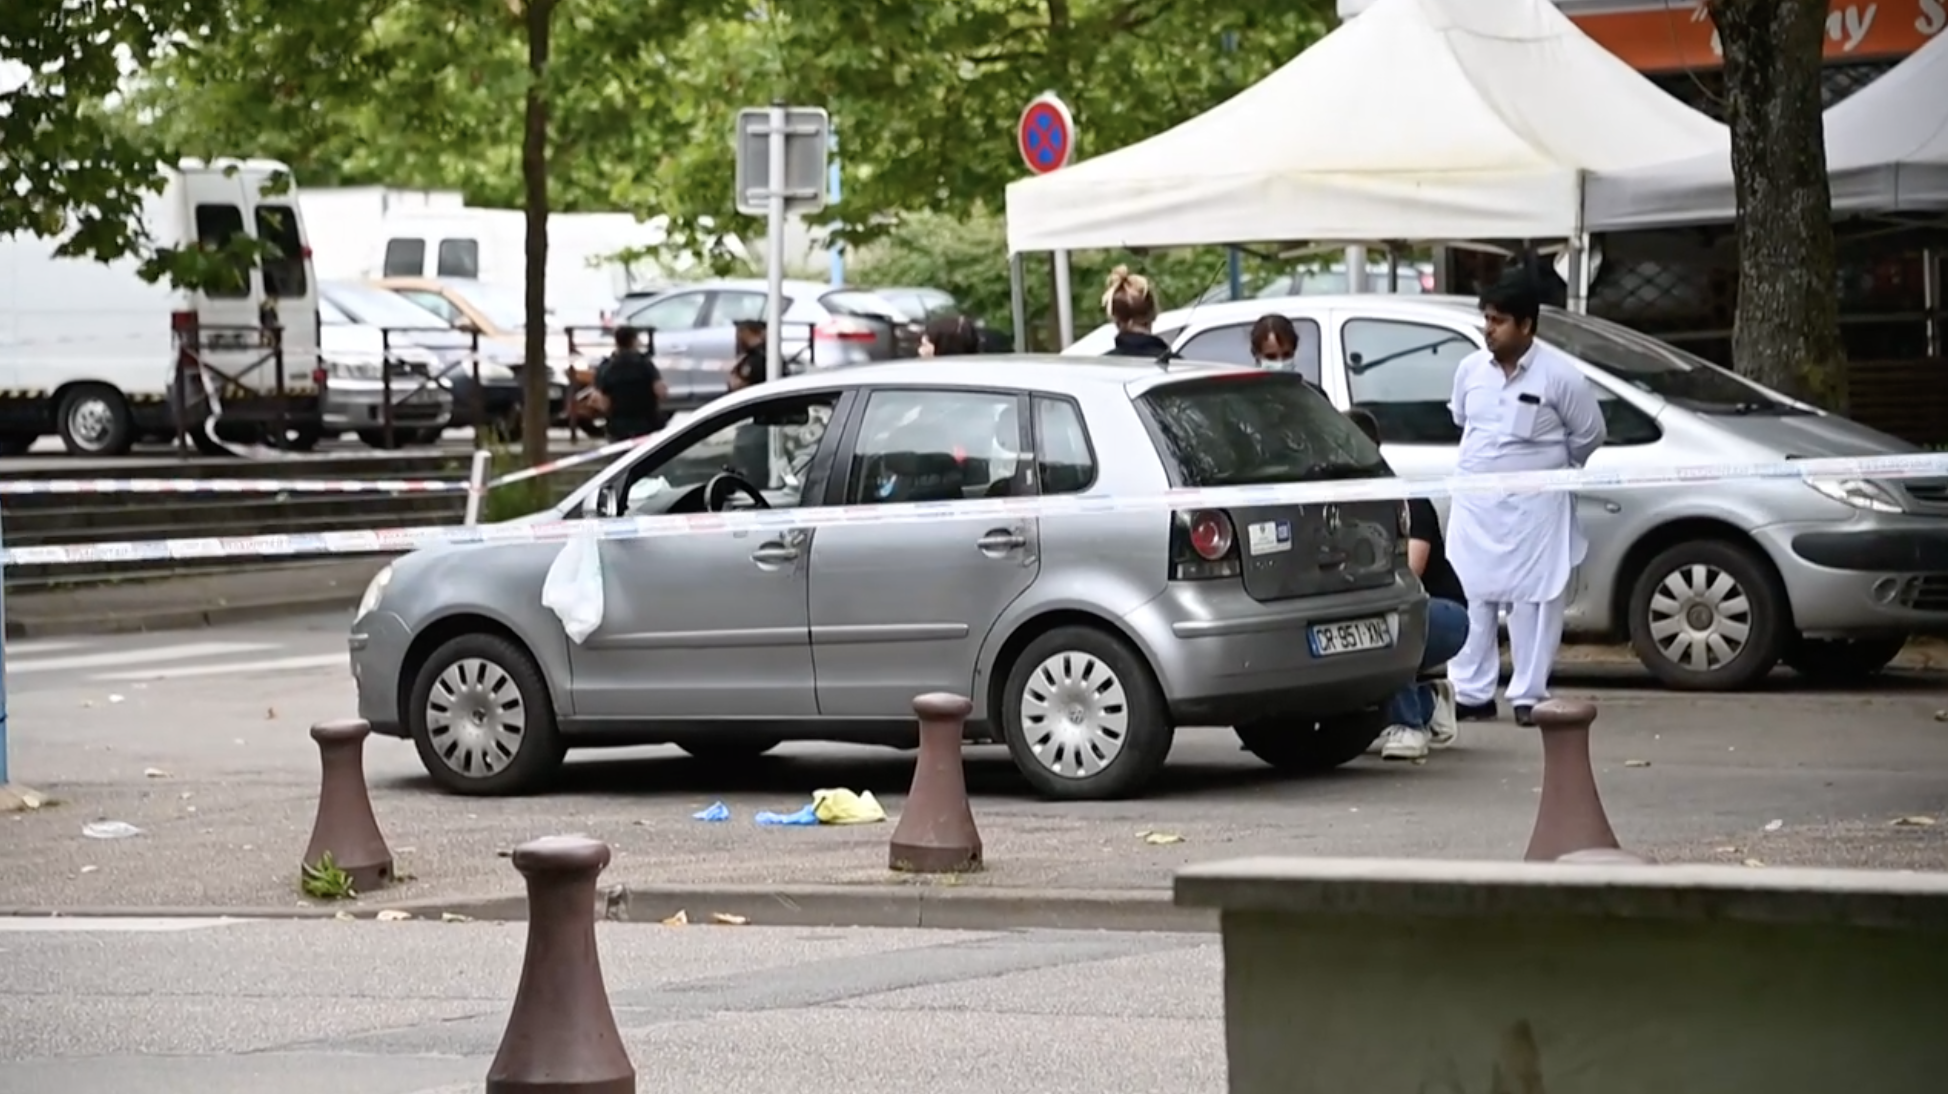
[1017,93,1076,175]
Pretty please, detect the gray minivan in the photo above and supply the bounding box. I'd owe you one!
[1070,294,1948,691]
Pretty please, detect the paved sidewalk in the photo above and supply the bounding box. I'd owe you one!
[3,559,389,638]
[0,918,1224,1094]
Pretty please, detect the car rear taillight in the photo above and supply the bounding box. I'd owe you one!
[171,309,196,333]
[1170,508,1241,581]
[1420,271,1436,292]
[815,317,878,343]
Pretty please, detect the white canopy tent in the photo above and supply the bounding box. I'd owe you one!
[1002,0,1726,257]
[1588,32,1948,231]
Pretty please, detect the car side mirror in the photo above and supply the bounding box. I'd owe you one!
[594,479,623,519]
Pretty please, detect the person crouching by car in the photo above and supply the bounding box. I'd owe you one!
[1345,406,1468,761]
[920,314,982,357]
[595,325,668,440]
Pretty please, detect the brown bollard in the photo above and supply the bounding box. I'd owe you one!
[889,693,984,874]
[487,837,635,1094]
[301,719,393,892]
[1524,699,1644,863]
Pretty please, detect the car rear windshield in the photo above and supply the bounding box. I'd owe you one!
[1140,373,1389,487]
[821,290,906,321]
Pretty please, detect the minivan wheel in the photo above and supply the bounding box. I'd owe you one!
[1627,539,1788,691]
[1234,709,1387,773]
[1782,635,1907,684]
[407,633,564,796]
[1000,625,1174,801]
[57,384,134,456]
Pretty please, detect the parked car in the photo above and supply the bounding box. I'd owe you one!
[371,276,568,433]
[616,280,915,380]
[318,292,452,446]
[1069,294,1948,691]
[350,357,1428,800]
[320,280,530,439]
[869,285,1010,353]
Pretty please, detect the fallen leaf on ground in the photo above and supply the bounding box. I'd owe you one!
[1623,759,1651,768]
[440,912,473,923]
[1892,815,1937,827]
[78,865,98,875]
[711,912,749,926]
[662,909,689,926]
[142,767,169,779]
[375,909,412,922]
[1763,819,1784,833]
[1137,831,1184,845]
[1935,710,1946,722]
[333,911,355,922]
[1742,859,1766,868]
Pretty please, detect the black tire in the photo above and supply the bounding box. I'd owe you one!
[56,384,134,456]
[0,432,35,456]
[403,427,446,446]
[1783,635,1907,684]
[268,424,322,452]
[407,633,565,796]
[999,624,1174,801]
[676,737,782,762]
[357,428,408,450]
[1627,538,1789,691]
[1234,708,1388,772]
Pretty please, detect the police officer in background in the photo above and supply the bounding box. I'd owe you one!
[729,320,768,391]
[594,325,667,440]
[727,319,771,483]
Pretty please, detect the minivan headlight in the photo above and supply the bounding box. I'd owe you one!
[1808,478,1904,514]
[357,564,394,617]
[328,358,384,380]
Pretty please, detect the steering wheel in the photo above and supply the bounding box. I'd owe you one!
[703,471,771,512]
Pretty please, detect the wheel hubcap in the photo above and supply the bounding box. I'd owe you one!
[1019,651,1130,778]
[69,398,112,447]
[1648,563,1751,672]
[425,657,527,777]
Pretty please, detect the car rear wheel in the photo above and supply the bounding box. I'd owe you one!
[1234,709,1387,773]
[1000,625,1173,801]
[407,633,564,796]
[1782,635,1907,684]
[57,384,134,456]
[1627,539,1789,691]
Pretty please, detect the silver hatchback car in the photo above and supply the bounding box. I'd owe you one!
[349,357,1428,800]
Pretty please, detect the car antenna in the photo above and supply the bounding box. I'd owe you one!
[1152,254,1238,369]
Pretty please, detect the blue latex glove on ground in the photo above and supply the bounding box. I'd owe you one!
[754,802,819,826]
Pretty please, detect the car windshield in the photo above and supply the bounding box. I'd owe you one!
[1140,372,1389,487]
[1536,309,1800,414]
[457,282,533,331]
[822,290,907,322]
[327,283,453,330]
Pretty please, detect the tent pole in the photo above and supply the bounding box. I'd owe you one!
[1053,250,1075,348]
[1345,245,1368,293]
[1009,252,1029,353]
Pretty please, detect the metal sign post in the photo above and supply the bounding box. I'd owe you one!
[736,103,830,485]
[1,501,9,790]
[1017,93,1078,348]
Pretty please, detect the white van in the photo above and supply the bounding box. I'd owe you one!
[0,158,322,456]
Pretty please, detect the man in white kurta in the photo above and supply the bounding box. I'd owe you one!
[1446,278,1607,727]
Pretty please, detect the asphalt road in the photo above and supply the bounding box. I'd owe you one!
[0,918,1220,1093]
[3,611,1946,912]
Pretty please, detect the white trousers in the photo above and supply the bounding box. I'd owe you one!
[1449,596,1566,708]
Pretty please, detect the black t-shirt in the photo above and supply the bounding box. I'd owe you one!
[596,350,662,436]
[732,349,768,388]
[1408,497,1465,603]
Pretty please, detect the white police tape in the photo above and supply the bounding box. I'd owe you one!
[0,477,469,496]
[484,431,658,489]
[6,452,1948,567]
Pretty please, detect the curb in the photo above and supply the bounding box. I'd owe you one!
[0,884,1215,934]
[4,591,362,640]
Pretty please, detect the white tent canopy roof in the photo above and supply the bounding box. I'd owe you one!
[1004,0,1726,254]
[1587,31,1948,231]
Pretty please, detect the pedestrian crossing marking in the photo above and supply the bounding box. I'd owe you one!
[6,641,278,676]
[95,652,348,682]
[2,639,86,656]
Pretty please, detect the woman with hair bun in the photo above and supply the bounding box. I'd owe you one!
[1099,265,1171,358]
[919,314,982,357]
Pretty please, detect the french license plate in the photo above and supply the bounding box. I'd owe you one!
[1308,616,1393,657]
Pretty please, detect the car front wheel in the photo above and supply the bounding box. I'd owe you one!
[407,633,564,796]
[1235,709,1387,772]
[1627,539,1789,691]
[1000,625,1174,801]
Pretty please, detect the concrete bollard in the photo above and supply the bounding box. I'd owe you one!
[1525,699,1647,863]
[486,836,635,1094]
[889,692,983,874]
[301,719,393,892]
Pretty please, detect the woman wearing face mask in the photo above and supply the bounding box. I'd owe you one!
[919,314,982,357]
[1099,266,1171,358]
[1250,314,1300,367]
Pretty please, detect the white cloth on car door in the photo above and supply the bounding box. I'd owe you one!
[541,532,605,643]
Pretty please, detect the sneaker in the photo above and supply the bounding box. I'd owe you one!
[1514,705,1536,727]
[1428,681,1459,749]
[1456,699,1499,722]
[1380,725,1431,761]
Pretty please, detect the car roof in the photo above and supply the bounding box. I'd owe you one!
[1154,292,1480,331]
[651,278,861,297]
[758,354,1260,400]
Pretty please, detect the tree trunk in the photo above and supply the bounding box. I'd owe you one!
[1709,0,1847,409]
[520,0,554,465]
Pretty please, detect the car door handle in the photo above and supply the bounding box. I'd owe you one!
[751,543,799,564]
[976,530,1026,552]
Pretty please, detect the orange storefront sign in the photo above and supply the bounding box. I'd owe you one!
[1574,0,1947,71]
